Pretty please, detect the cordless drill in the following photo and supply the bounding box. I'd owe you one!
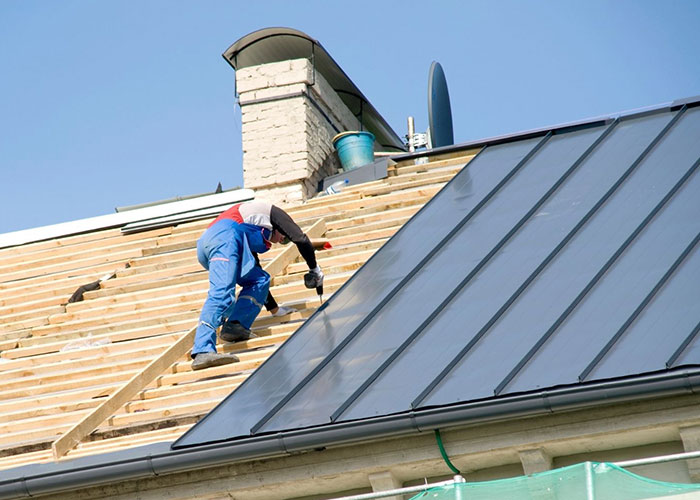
[304,270,324,305]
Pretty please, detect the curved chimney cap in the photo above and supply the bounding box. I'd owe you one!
[223,27,406,152]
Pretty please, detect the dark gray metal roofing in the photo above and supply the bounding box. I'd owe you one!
[222,27,406,152]
[175,100,700,449]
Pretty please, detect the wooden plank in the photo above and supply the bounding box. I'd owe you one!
[50,217,327,459]
[83,272,207,300]
[0,229,170,273]
[0,248,143,284]
[11,317,194,355]
[290,186,441,220]
[90,262,203,290]
[39,299,202,335]
[124,248,197,269]
[1,339,182,385]
[302,238,387,259]
[0,449,53,471]
[0,223,169,263]
[287,250,375,275]
[55,289,207,323]
[107,399,219,428]
[0,261,128,294]
[0,277,96,306]
[0,338,21,352]
[0,305,65,325]
[326,205,421,232]
[113,258,198,279]
[391,148,479,169]
[141,241,196,257]
[0,269,121,302]
[327,215,412,239]
[356,175,454,199]
[51,324,197,459]
[0,331,183,375]
[69,424,191,456]
[1,407,95,436]
[331,226,401,247]
[294,166,456,211]
[0,227,122,258]
[0,370,129,403]
[0,315,51,334]
[124,384,235,414]
[254,278,345,306]
[155,350,275,386]
[1,295,70,316]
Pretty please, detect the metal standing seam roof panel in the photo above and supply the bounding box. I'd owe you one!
[340,112,675,419]
[174,102,700,449]
[261,125,610,431]
[425,106,700,406]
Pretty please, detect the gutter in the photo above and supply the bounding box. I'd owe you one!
[1,368,699,499]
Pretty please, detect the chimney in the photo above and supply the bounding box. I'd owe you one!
[236,58,362,205]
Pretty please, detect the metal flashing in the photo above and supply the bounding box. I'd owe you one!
[320,158,391,192]
[672,94,700,109]
[0,189,254,249]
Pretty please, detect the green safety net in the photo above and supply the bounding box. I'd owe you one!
[409,462,700,500]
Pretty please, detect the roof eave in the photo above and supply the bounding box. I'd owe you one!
[2,367,699,500]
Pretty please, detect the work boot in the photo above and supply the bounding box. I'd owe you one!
[220,320,258,343]
[191,352,239,371]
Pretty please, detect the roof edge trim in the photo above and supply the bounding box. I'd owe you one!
[2,368,698,499]
[0,189,255,250]
[393,94,700,163]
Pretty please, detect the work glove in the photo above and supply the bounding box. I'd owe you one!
[304,266,324,289]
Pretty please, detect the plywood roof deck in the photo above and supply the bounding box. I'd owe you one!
[0,150,477,471]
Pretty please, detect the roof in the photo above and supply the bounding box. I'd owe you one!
[1,97,699,498]
[222,27,406,152]
[0,147,472,474]
[175,98,700,449]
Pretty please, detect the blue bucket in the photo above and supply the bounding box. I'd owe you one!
[333,131,375,171]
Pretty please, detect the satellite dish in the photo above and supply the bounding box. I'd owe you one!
[427,61,454,148]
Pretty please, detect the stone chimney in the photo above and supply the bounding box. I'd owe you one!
[236,58,362,206]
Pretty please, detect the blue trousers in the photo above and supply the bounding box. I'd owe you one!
[192,220,271,355]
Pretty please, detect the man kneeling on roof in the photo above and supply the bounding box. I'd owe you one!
[191,200,323,370]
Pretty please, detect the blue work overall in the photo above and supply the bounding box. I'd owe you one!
[192,219,271,356]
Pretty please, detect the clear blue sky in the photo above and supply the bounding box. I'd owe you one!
[1,1,698,234]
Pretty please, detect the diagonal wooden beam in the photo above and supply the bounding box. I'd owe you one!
[51,325,196,460]
[51,218,327,460]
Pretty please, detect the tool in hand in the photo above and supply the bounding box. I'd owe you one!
[304,268,324,305]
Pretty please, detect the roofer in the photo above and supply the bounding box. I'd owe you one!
[191,200,323,370]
